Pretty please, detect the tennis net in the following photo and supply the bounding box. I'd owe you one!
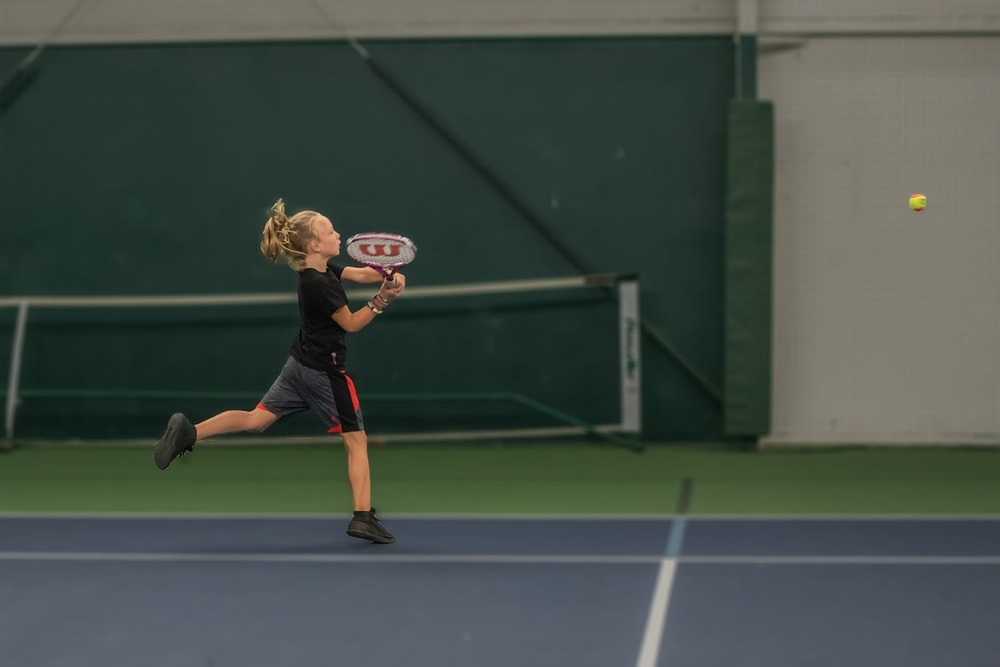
[1,274,640,447]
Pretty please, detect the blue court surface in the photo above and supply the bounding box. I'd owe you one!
[1,516,997,667]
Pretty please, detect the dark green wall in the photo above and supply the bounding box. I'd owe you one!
[0,37,734,440]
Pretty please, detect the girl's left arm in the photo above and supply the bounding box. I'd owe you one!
[342,267,407,295]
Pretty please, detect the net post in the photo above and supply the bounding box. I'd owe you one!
[619,278,642,435]
[4,300,30,446]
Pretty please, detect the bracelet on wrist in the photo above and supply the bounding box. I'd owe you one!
[367,301,384,315]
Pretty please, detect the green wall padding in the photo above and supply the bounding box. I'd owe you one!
[0,38,734,441]
[724,99,774,437]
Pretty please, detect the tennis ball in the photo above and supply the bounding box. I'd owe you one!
[909,193,926,212]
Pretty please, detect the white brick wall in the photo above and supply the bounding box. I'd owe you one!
[761,36,1000,444]
[760,0,1000,34]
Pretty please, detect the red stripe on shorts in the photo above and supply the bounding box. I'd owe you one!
[344,373,360,411]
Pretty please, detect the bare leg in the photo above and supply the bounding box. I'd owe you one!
[154,408,277,471]
[194,408,277,441]
[340,430,371,511]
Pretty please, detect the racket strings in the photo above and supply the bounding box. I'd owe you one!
[351,245,416,265]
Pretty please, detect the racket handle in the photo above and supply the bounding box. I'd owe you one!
[383,273,396,287]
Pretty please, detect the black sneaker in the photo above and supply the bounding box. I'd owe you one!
[153,413,196,470]
[346,508,395,544]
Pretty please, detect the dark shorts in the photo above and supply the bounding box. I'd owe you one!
[258,357,365,433]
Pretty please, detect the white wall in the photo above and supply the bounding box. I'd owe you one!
[760,0,1000,34]
[3,0,998,45]
[759,2,1000,445]
[760,36,1000,445]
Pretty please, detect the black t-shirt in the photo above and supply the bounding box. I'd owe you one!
[289,261,349,370]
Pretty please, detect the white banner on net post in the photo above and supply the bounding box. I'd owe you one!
[619,279,641,434]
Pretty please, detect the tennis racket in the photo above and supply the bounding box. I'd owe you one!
[345,233,417,287]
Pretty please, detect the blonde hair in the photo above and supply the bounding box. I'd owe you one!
[260,199,321,270]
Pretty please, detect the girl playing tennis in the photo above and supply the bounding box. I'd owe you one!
[153,199,405,544]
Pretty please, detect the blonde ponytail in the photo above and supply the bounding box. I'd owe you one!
[260,198,321,270]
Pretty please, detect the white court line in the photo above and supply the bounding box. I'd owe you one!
[635,559,678,667]
[0,551,660,565]
[682,555,1000,565]
[0,552,996,565]
[1,512,999,523]
[0,512,996,520]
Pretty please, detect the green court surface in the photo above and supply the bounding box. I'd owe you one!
[0,442,997,515]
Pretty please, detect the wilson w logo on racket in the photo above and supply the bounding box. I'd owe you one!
[345,233,417,287]
[357,243,401,257]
